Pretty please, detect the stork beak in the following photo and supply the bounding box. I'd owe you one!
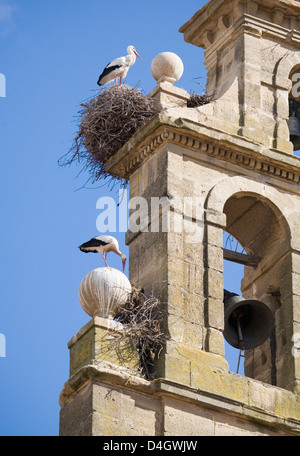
[134,50,141,60]
[122,258,126,272]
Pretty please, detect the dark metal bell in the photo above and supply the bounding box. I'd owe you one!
[223,291,274,350]
[288,116,300,150]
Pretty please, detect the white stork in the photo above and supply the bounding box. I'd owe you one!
[97,45,141,86]
[79,235,127,272]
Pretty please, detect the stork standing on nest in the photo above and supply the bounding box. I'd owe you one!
[79,235,127,272]
[97,45,141,86]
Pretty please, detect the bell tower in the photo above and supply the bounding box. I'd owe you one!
[59,0,300,436]
[177,0,300,391]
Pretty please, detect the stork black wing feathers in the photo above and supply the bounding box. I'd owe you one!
[79,237,108,252]
[97,63,122,86]
[80,248,99,253]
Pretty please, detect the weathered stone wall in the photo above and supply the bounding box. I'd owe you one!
[59,332,300,436]
[62,380,297,436]
[67,317,139,377]
[106,108,300,393]
[180,0,300,153]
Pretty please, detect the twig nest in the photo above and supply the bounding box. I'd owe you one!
[79,267,131,319]
[151,52,184,84]
[59,86,159,186]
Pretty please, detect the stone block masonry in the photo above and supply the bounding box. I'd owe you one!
[59,0,300,436]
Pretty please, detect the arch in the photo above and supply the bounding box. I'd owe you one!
[275,53,300,89]
[206,175,294,243]
[205,175,299,388]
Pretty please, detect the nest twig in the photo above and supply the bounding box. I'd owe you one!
[111,286,166,380]
[59,86,160,187]
[187,91,213,108]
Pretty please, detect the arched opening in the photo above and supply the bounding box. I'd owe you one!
[222,192,291,386]
[223,231,245,375]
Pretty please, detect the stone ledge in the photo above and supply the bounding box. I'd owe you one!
[67,316,124,349]
[106,113,300,187]
[59,362,300,434]
[59,364,151,408]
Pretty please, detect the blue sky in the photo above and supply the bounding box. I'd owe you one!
[0,0,244,436]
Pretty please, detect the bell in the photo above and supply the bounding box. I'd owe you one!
[288,116,300,150]
[223,291,274,350]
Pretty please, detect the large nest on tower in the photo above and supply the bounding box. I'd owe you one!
[110,286,167,380]
[59,86,160,187]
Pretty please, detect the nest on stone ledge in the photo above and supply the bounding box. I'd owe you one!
[112,286,166,380]
[59,86,160,187]
[187,91,213,108]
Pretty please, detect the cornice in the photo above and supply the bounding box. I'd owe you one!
[106,114,300,188]
[179,0,300,51]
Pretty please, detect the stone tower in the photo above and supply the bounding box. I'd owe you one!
[59,0,300,436]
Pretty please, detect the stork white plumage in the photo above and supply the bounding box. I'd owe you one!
[97,45,141,86]
[79,235,127,272]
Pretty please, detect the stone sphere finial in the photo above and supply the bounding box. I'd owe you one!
[79,267,131,320]
[151,52,184,84]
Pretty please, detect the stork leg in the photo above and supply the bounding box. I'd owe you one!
[115,77,118,85]
[102,253,109,267]
[119,77,122,84]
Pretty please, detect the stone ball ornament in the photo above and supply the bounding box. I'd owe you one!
[151,52,184,84]
[79,267,131,319]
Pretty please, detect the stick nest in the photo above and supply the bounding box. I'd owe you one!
[59,86,160,186]
[187,92,213,108]
[112,286,166,380]
[59,86,212,187]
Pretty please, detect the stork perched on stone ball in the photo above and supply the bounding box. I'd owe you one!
[79,235,127,272]
[97,45,141,86]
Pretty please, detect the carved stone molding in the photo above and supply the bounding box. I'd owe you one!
[106,117,300,187]
[179,0,300,51]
